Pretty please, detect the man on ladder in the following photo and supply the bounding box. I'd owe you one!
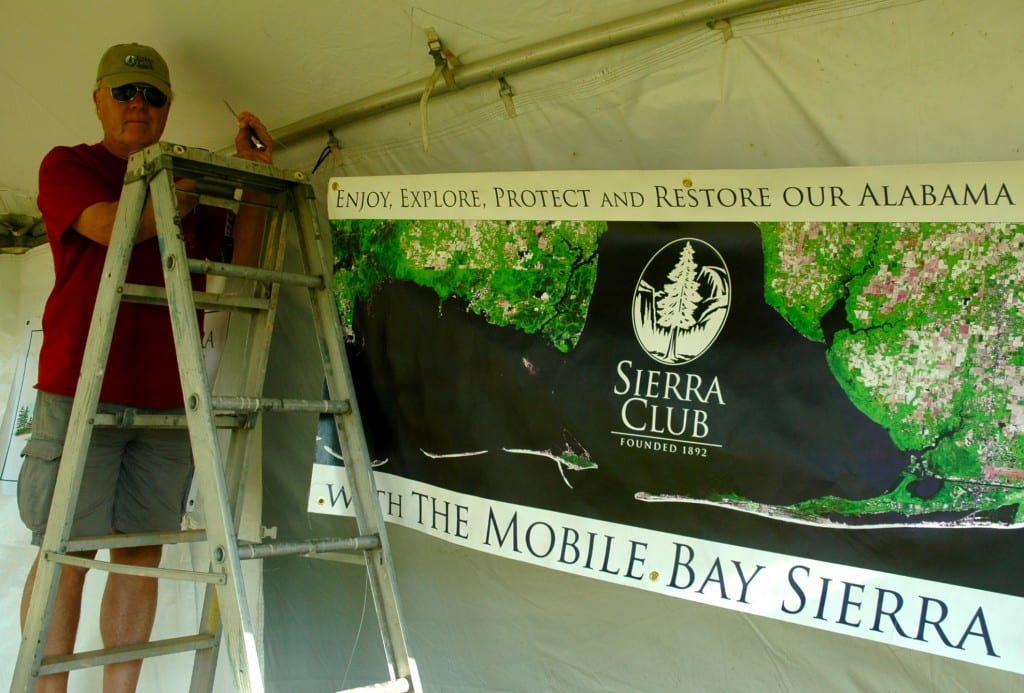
[18,42,273,692]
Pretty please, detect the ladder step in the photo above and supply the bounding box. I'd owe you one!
[38,634,217,676]
[237,534,381,560]
[64,529,207,553]
[337,678,412,693]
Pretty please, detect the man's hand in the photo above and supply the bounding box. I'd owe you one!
[230,111,273,266]
[233,111,273,163]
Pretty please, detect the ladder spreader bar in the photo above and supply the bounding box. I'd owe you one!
[45,552,227,585]
[238,534,381,560]
[122,283,271,313]
[211,395,352,415]
[187,258,325,288]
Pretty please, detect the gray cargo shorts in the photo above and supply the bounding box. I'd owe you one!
[17,391,195,546]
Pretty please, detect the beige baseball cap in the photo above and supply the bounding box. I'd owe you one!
[96,43,171,94]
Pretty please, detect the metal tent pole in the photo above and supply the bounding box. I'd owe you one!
[228,0,814,151]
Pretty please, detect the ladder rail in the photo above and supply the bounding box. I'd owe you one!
[291,184,416,683]
[11,171,150,692]
[150,166,266,693]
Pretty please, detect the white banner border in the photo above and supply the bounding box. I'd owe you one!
[328,162,1024,223]
[310,465,1024,676]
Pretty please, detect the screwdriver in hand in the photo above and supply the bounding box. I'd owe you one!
[223,100,267,151]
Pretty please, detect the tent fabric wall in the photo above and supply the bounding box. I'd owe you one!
[0,247,50,691]
[0,248,50,422]
[263,1,1024,691]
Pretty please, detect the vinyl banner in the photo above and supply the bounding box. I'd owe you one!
[313,163,1024,674]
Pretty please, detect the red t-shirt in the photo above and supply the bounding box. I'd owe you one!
[36,143,226,408]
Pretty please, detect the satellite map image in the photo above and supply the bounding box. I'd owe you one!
[330,217,1024,527]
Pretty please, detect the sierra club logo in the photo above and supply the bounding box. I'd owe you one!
[632,238,730,364]
[613,238,729,455]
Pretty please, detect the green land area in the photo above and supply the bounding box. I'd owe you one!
[761,221,1024,524]
[331,218,603,352]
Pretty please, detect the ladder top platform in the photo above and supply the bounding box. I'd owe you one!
[126,141,313,195]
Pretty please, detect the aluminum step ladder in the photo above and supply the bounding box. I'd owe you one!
[12,142,419,693]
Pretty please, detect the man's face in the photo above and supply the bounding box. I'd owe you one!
[93,80,170,158]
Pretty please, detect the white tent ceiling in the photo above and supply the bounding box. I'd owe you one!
[5,0,1021,204]
[2,0,770,201]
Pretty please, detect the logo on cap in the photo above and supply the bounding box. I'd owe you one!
[124,55,155,70]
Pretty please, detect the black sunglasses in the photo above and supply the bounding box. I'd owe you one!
[109,84,169,108]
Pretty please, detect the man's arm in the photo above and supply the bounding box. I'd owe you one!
[72,181,199,246]
[69,112,273,256]
[228,112,274,266]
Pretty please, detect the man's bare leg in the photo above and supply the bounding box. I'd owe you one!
[100,544,163,693]
[21,552,91,693]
